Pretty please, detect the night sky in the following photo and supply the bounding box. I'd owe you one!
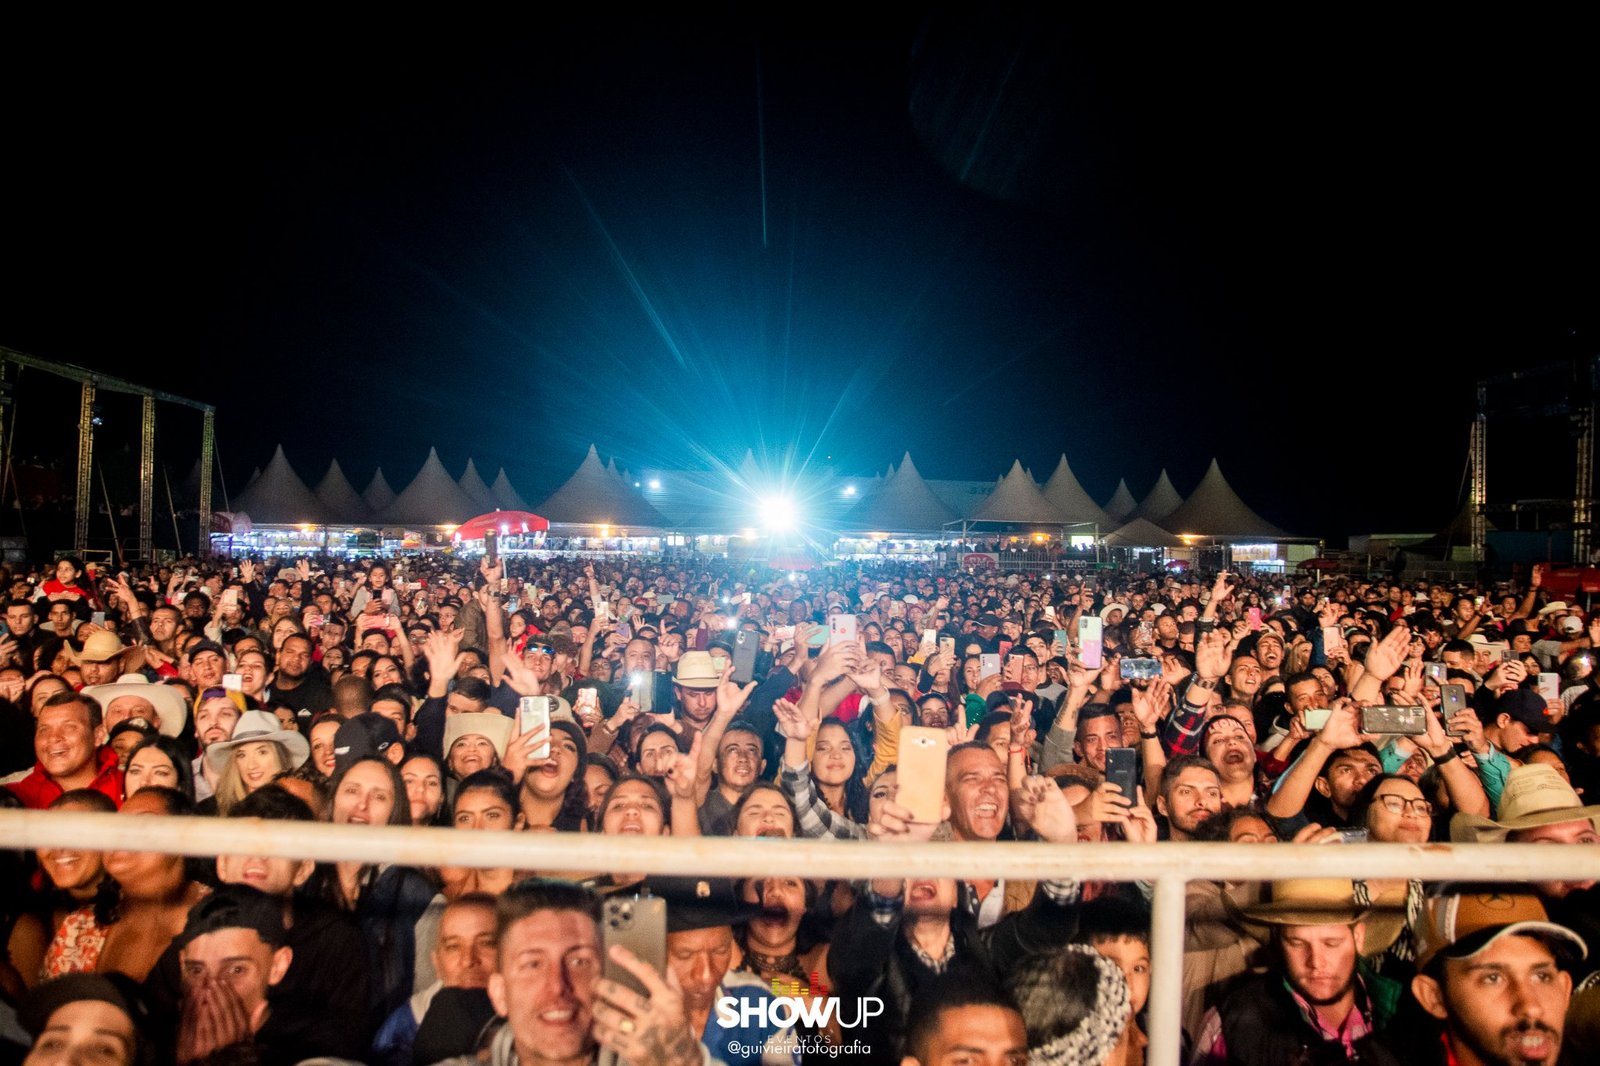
[4,13,1595,541]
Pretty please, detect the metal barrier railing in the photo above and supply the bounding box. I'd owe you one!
[6,810,1597,1066]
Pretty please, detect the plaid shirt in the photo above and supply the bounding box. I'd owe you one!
[780,761,867,841]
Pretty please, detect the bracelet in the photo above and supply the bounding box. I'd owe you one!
[1189,676,1219,691]
[1008,746,1027,755]
[1433,746,1460,765]
[1140,730,1159,740]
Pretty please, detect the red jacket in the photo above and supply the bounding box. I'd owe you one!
[6,746,123,810]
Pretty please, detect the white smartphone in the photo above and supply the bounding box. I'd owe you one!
[1079,616,1103,669]
[518,696,552,760]
[829,614,858,646]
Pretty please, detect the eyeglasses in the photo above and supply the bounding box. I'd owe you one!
[1374,794,1434,817]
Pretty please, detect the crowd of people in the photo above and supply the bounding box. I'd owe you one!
[0,549,1595,1065]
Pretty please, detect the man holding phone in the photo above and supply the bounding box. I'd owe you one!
[438,880,706,1066]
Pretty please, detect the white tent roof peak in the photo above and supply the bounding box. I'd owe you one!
[1130,470,1185,523]
[1040,454,1113,529]
[362,469,396,514]
[1160,459,1289,540]
[537,446,669,528]
[490,468,532,511]
[1104,478,1137,522]
[967,460,1074,525]
[313,459,368,525]
[458,459,498,513]
[230,445,325,525]
[380,448,479,527]
[841,452,957,532]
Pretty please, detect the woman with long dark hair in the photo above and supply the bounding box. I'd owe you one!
[320,755,433,1022]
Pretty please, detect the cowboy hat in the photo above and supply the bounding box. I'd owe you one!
[1238,878,1370,928]
[1450,763,1600,843]
[81,674,189,738]
[205,710,310,772]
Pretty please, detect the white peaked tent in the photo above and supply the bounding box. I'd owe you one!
[1040,455,1114,530]
[381,448,480,527]
[230,446,325,525]
[1159,459,1289,540]
[537,445,669,528]
[458,460,498,513]
[1103,517,1188,548]
[490,468,532,512]
[362,469,397,515]
[735,450,764,489]
[313,460,369,525]
[1129,470,1185,523]
[604,457,623,485]
[841,453,958,532]
[1104,479,1137,523]
[966,461,1074,525]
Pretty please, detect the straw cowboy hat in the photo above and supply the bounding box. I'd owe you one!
[1220,877,1405,958]
[1450,763,1600,844]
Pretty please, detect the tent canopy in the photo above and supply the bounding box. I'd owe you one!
[840,453,957,532]
[1103,517,1187,548]
[381,448,480,527]
[490,467,532,511]
[1160,459,1289,539]
[362,469,397,515]
[537,445,670,528]
[231,446,325,525]
[1129,470,1184,523]
[1040,455,1113,529]
[313,459,368,525]
[965,461,1074,526]
[458,459,498,514]
[1103,478,1137,523]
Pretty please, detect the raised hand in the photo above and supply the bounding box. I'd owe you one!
[1361,626,1412,683]
[1195,629,1232,680]
[772,697,814,742]
[1131,677,1173,731]
[592,946,702,1066]
[663,732,702,801]
[1011,775,1077,843]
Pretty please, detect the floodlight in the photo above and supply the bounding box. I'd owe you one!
[759,495,797,532]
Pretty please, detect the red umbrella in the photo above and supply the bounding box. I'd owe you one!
[454,511,549,540]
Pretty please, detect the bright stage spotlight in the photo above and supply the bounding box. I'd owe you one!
[759,495,797,532]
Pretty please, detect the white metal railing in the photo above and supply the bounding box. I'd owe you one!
[6,810,1597,1066]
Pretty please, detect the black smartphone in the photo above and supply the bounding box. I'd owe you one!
[1440,683,1468,737]
[484,529,498,566]
[1104,746,1138,800]
[731,630,758,684]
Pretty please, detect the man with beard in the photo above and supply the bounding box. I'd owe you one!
[1154,755,1223,841]
[268,634,332,715]
[1193,879,1384,1065]
[1357,889,1586,1066]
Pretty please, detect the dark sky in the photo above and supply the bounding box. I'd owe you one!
[4,12,1595,540]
